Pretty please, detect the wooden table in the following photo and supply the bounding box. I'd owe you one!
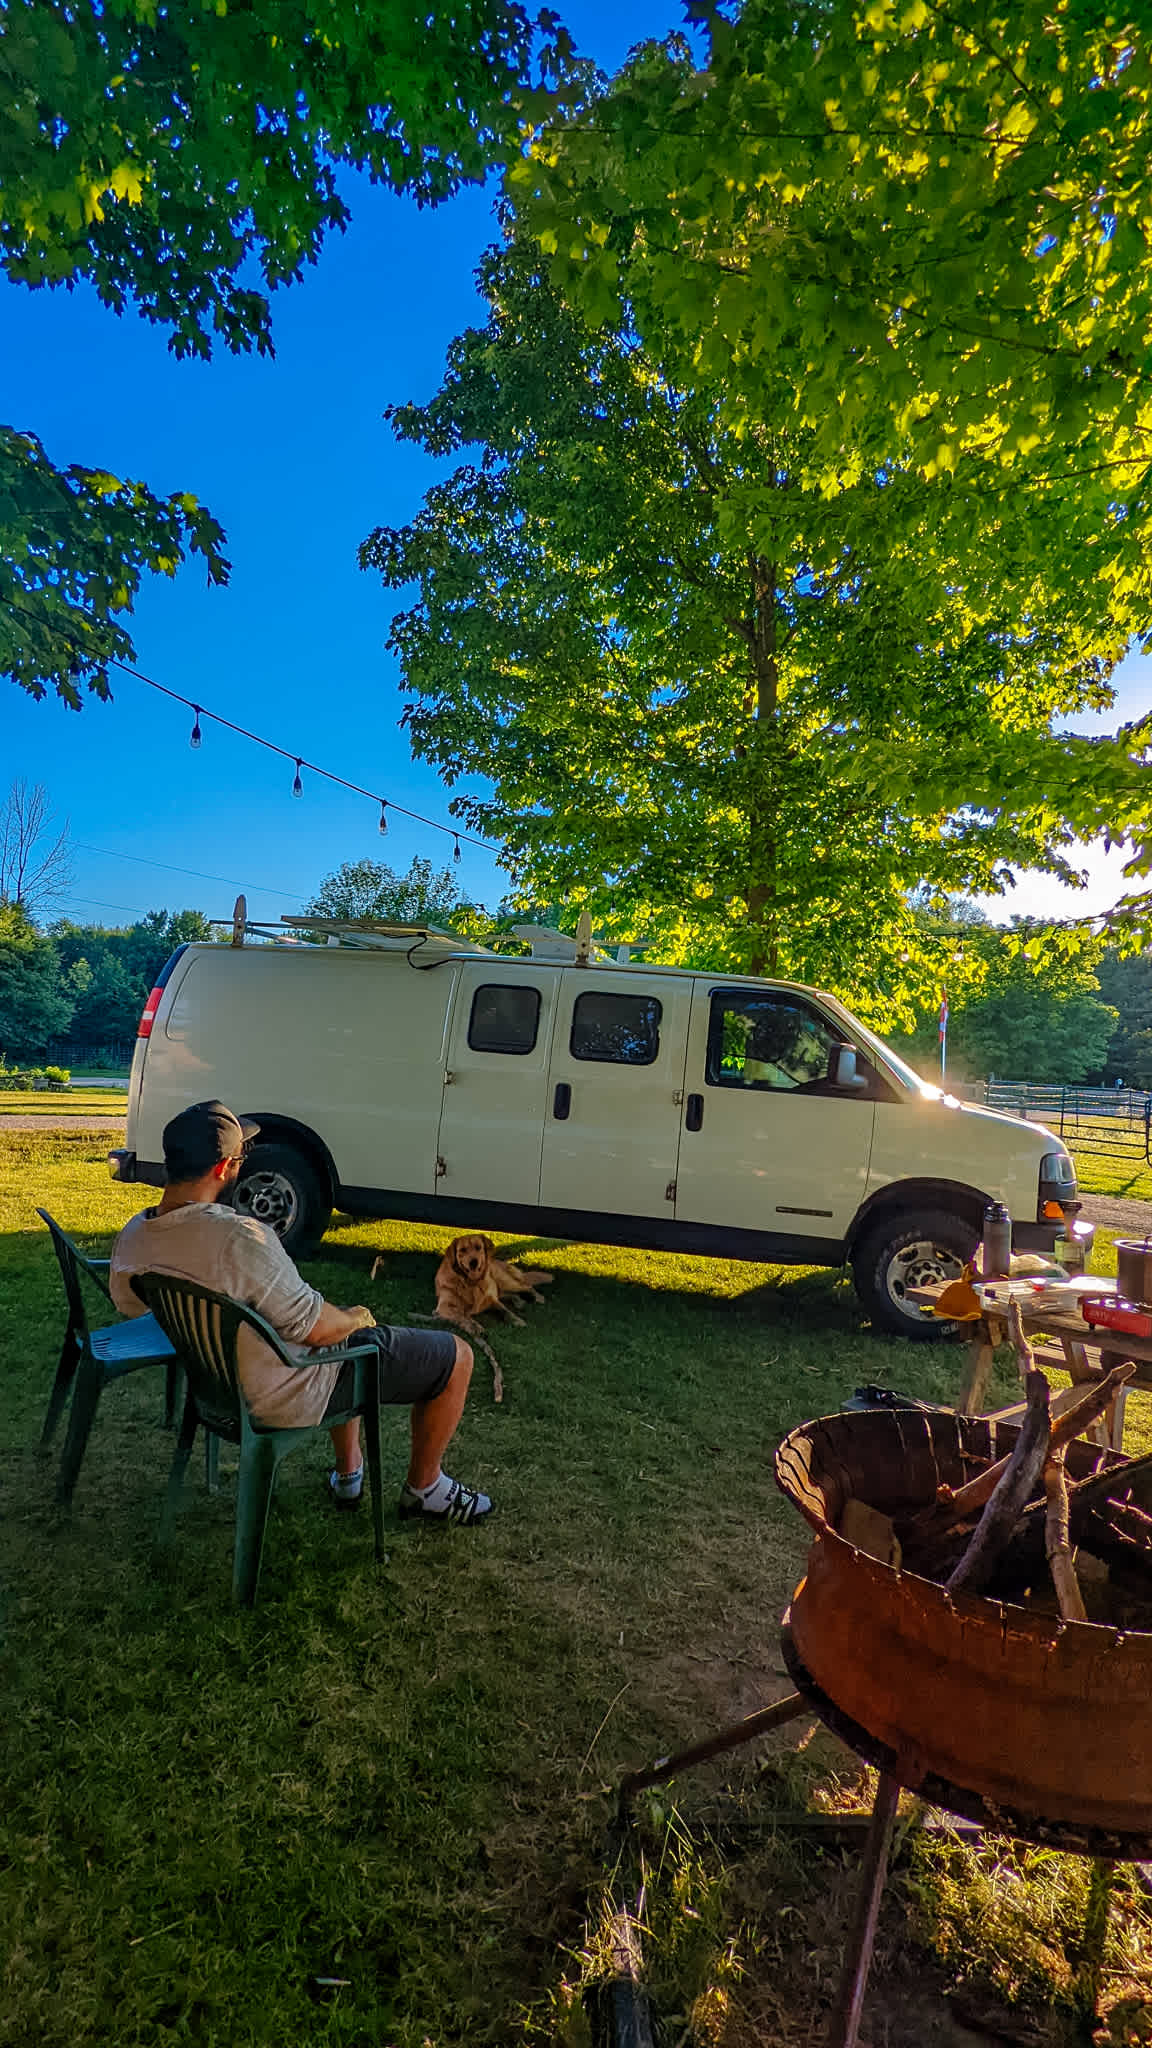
[907,1278,1152,1451]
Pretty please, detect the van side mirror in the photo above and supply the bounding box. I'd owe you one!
[831,1043,869,1091]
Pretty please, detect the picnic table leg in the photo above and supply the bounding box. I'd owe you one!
[958,1319,996,1417]
[1059,1337,1111,1449]
[1098,1349,1131,1453]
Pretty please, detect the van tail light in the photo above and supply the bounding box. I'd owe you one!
[137,986,164,1039]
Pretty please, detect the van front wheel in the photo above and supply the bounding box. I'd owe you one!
[852,1208,978,1340]
[232,1142,332,1256]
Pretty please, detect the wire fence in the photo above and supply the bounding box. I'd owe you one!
[957,1081,1152,1175]
[44,1040,135,1073]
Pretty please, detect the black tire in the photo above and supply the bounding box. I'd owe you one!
[231,1141,332,1256]
[852,1207,979,1340]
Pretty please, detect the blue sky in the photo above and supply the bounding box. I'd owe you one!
[2,0,1148,935]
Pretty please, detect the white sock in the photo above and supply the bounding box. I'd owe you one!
[330,1465,363,1498]
[405,1471,451,1509]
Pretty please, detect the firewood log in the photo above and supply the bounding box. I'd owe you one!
[946,1371,1052,1599]
[913,1363,1135,1540]
[990,1446,1152,1592]
[1044,1449,1087,1623]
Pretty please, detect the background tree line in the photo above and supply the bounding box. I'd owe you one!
[0,902,213,1060]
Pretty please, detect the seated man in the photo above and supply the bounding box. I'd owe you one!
[110,1100,492,1524]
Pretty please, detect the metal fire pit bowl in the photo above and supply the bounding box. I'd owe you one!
[775,1408,1152,1858]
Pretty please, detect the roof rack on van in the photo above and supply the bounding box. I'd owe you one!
[277,916,489,954]
[208,898,492,954]
[511,922,613,965]
[212,898,651,969]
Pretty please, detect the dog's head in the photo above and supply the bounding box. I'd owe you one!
[450,1233,494,1281]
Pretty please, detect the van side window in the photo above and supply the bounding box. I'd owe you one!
[468,984,541,1055]
[706,991,840,1092]
[571,991,662,1065]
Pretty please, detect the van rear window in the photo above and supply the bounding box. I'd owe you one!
[570,992,661,1066]
[468,983,541,1055]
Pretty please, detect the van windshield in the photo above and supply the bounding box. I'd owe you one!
[851,1023,937,1094]
[816,997,934,1095]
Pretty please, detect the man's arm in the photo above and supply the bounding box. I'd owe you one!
[238,1224,371,1351]
[303,1302,375,1348]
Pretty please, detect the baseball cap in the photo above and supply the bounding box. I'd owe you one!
[162,1100,260,1178]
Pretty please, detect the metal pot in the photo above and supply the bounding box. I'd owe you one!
[1115,1238,1152,1308]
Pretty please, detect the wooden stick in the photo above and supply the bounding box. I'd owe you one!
[946,1370,1052,1598]
[991,1444,1152,1588]
[930,1364,1136,1527]
[1044,1448,1087,1622]
[1065,1446,1152,1532]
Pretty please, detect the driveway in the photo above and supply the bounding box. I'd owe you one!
[1079,1193,1152,1235]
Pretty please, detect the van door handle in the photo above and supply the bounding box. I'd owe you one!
[685,1093,704,1132]
[553,1082,572,1121]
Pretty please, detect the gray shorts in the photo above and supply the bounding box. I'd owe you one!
[322,1325,457,1417]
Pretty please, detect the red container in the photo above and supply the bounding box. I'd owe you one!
[1081,1296,1152,1338]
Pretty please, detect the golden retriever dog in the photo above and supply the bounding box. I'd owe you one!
[434,1233,553,1325]
[369,1235,551,1404]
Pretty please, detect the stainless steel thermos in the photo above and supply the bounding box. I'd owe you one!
[981,1201,1012,1278]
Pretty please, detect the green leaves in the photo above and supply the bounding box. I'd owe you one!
[0,429,229,706]
[1,0,565,357]
[362,240,1148,1025]
[511,1,1152,648]
[1,0,581,704]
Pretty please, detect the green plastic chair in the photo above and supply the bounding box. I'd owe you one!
[37,1209,181,1506]
[132,1272,386,1607]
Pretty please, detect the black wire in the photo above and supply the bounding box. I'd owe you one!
[73,842,308,900]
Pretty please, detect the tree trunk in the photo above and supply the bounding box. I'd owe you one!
[745,555,779,975]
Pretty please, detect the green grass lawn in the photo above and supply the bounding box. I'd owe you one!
[2,1133,1150,2046]
[0,1091,128,1115]
[1075,1149,1152,1204]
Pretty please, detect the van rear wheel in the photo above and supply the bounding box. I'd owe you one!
[232,1142,331,1256]
[852,1208,978,1340]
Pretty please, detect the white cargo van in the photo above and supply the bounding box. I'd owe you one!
[109,919,1084,1338]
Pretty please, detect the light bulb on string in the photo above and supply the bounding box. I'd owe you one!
[378,801,389,836]
[292,758,304,798]
[190,706,203,749]
[453,833,461,863]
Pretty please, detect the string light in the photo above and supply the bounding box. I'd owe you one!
[4,595,493,855]
[378,801,389,836]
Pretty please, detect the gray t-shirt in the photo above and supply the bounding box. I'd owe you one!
[110,1203,341,1427]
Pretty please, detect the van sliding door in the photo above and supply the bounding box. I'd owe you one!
[540,976,691,1218]
[434,966,560,1205]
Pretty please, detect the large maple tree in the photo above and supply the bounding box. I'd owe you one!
[363,245,1152,1025]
